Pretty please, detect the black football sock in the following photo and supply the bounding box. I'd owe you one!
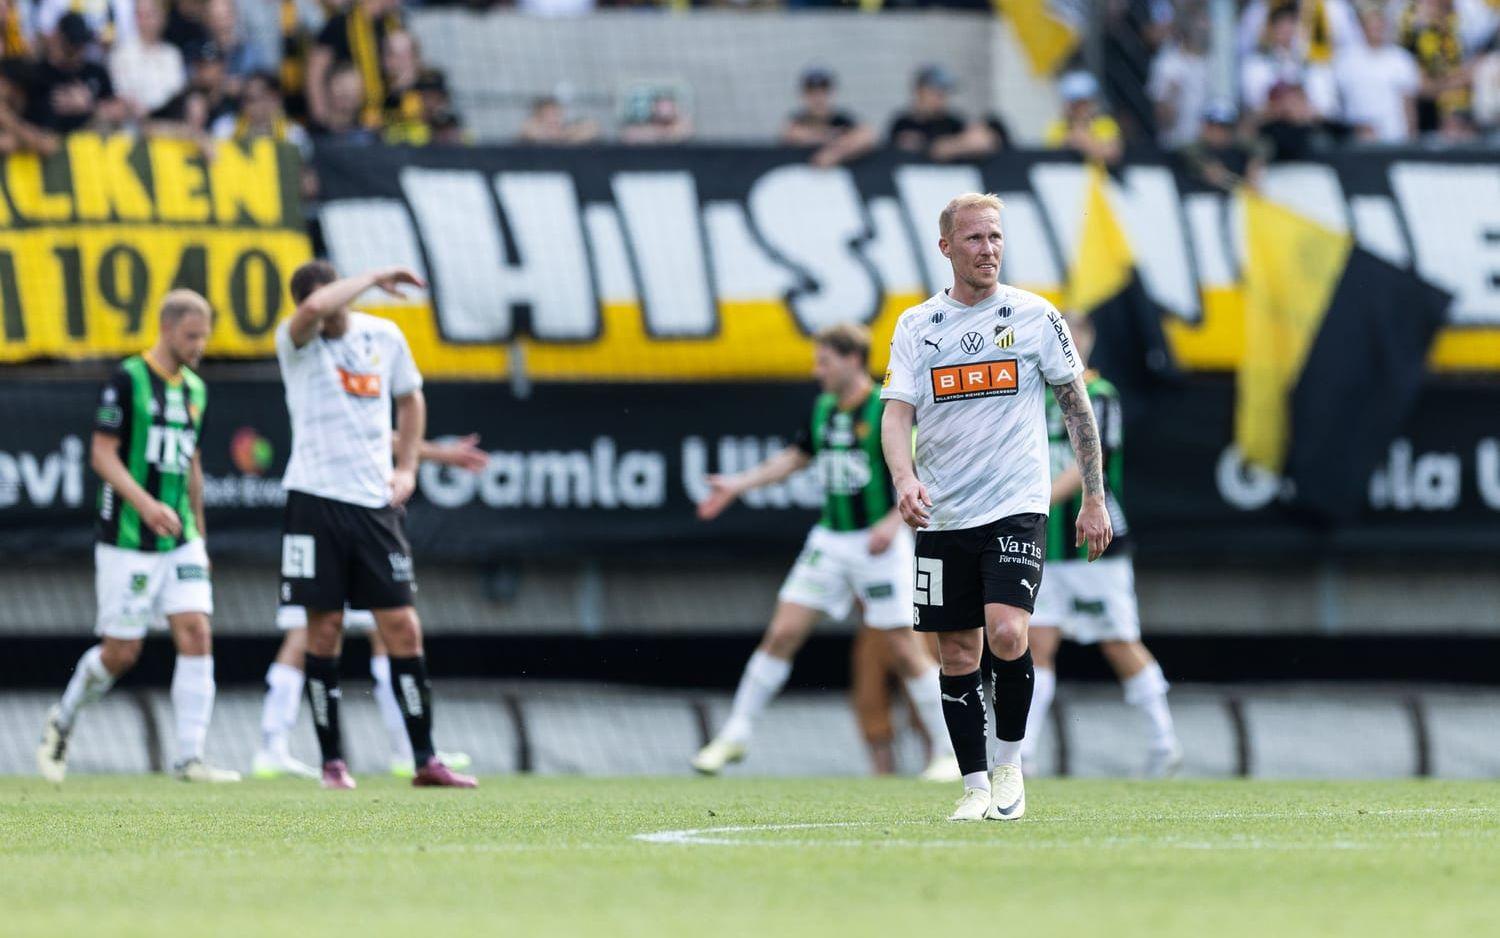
[991,648,1035,761]
[939,669,988,778]
[388,655,436,767]
[303,654,344,764]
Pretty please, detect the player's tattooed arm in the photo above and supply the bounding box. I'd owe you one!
[1052,376,1105,499]
[1053,376,1112,560]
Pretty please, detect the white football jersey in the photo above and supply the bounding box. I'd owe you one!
[276,311,424,509]
[881,286,1083,530]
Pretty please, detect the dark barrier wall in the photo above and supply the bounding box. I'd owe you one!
[5,377,1500,562]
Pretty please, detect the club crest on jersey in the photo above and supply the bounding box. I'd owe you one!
[960,332,985,355]
[994,325,1015,349]
[930,359,1018,402]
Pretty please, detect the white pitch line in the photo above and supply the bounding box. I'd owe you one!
[635,806,1499,849]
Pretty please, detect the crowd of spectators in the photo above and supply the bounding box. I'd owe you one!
[0,0,465,159]
[1146,0,1500,173]
[1,0,1495,166]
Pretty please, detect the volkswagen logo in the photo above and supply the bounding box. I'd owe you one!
[960,332,985,354]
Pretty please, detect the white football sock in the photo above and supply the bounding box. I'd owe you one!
[962,771,991,791]
[369,655,413,762]
[171,655,216,764]
[1022,666,1057,765]
[1122,661,1177,751]
[719,650,792,745]
[57,645,115,732]
[902,665,954,757]
[261,662,304,750]
[994,738,1024,768]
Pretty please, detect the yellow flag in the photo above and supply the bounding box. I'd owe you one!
[1235,192,1352,472]
[995,0,1081,76]
[1065,165,1133,315]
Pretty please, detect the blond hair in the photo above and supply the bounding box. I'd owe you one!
[939,192,1005,239]
[814,322,872,365]
[158,289,212,328]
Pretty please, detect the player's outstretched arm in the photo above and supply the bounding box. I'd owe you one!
[880,400,930,529]
[286,266,426,348]
[697,446,810,521]
[417,434,489,473]
[90,432,181,538]
[1051,376,1112,560]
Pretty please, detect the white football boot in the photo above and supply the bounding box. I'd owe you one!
[252,745,320,780]
[985,764,1026,820]
[690,737,747,776]
[174,758,242,783]
[918,754,963,783]
[36,706,69,784]
[948,786,993,822]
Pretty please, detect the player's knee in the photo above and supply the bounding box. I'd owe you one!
[100,639,143,674]
[884,630,930,674]
[172,616,212,656]
[987,616,1029,661]
[937,636,981,674]
[377,608,423,656]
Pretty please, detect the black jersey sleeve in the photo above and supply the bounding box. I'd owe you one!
[94,369,133,438]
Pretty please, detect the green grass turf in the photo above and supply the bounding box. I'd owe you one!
[1,776,1495,938]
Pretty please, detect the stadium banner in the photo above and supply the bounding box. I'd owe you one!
[0,134,310,362]
[6,377,1500,561]
[312,144,1500,380]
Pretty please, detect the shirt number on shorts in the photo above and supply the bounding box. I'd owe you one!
[914,557,943,606]
[282,535,316,579]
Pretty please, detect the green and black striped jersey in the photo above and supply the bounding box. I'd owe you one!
[94,354,207,552]
[1045,370,1131,561]
[793,386,895,533]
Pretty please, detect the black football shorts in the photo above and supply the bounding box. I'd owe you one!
[279,490,417,613]
[912,513,1047,632]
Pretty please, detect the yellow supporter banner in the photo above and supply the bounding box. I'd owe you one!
[0,134,310,361]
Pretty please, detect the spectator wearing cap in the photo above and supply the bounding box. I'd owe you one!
[1148,16,1211,150]
[148,35,232,140]
[1334,5,1420,142]
[33,0,135,51]
[25,12,123,131]
[1256,77,1348,159]
[888,64,968,155]
[1181,103,1269,189]
[518,94,599,144]
[620,87,693,144]
[306,0,402,131]
[415,68,466,144]
[1242,5,1339,120]
[108,0,185,119]
[1044,71,1124,164]
[780,67,875,167]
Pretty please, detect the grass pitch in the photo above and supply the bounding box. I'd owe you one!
[2,776,1495,937]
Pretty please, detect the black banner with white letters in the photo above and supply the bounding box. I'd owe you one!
[310,144,1500,381]
[5,377,1500,562]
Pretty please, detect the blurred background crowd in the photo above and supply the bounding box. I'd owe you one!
[0,0,1493,169]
